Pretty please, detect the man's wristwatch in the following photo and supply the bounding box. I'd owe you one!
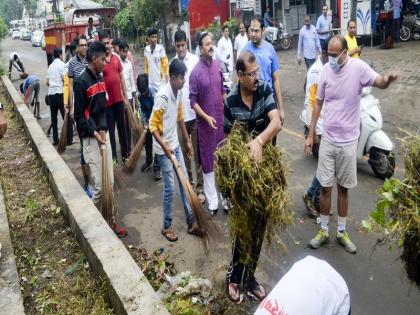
[0,103,4,110]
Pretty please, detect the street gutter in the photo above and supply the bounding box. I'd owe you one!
[0,75,170,315]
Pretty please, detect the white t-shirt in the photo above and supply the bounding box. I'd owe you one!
[234,33,248,55]
[149,82,183,155]
[255,256,351,315]
[171,52,199,122]
[121,58,136,100]
[47,58,65,95]
[301,57,324,135]
[217,36,234,72]
[144,44,168,94]
[9,52,20,61]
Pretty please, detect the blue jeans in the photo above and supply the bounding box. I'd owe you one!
[307,176,321,208]
[156,146,193,229]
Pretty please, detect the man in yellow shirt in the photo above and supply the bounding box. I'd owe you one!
[345,20,362,58]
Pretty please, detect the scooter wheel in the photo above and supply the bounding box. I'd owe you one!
[368,148,395,180]
[400,26,411,41]
[280,37,291,50]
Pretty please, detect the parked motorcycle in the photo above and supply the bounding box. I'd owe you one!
[301,87,395,180]
[264,22,292,50]
[400,14,420,41]
[220,56,232,93]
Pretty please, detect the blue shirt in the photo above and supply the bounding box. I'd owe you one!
[244,41,280,90]
[22,75,39,95]
[297,25,321,60]
[264,12,272,28]
[316,14,331,40]
[391,0,403,19]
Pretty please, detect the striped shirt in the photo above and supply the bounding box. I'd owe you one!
[68,54,88,79]
[224,80,276,135]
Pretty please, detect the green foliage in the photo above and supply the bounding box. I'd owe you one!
[0,16,8,40]
[198,18,239,42]
[114,7,133,35]
[215,123,292,264]
[0,0,23,24]
[132,0,170,31]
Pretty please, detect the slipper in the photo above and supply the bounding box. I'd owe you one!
[247,279,266,301]
[161,227,178,242]
[188,222,205,237]
[226,282,241,303]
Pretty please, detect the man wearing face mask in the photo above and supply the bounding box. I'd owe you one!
[305,35,399,254]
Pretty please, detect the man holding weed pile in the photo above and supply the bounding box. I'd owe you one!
[224,51,281,303]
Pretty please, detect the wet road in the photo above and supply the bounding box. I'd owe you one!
[2,37,419,314]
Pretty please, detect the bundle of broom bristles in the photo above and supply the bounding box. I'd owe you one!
[215,123,293,262]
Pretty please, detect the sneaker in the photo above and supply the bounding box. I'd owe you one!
[222,198,232,213]
[85,185,94,199]
[154,169,162,181]
[309,229,329,249]
[336,230,357,254]
[303,193,318,217]
[141,161,152,172]
[112,223,127,238]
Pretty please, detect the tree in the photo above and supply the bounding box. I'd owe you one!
[0,16,8,40]
[132,0,170,46]
[0,0,24,24]
[114,7,133,35]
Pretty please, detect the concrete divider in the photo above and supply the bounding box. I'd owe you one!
[0,76,170,315]
[0,185,25,314]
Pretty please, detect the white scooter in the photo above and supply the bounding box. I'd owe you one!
[301,87,395,180]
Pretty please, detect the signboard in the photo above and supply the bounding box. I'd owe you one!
[340,0,352,35]
[356,0,372,35]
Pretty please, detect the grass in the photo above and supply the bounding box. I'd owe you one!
[0,89,114,314]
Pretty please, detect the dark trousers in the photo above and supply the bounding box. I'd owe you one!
[304,58,316,70]
[8,59,24,75]
[319,39,327,49]
[393,18,401,42]
[106,101,129,161]
[178,119,203,191]
[49,93,73,144]
[145,129,160,171]
[226,214,267,287]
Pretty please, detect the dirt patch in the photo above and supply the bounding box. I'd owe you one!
[0,93,114,314]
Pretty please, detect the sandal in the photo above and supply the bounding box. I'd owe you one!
[161,227,178,242]
[247,278,266,301]
[226,282,241,303]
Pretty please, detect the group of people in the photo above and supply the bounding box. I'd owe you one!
[7,5,400,313]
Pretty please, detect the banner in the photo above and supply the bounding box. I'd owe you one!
[356,1,372,35]
[340,0,352,35]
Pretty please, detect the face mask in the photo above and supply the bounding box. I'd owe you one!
[329,50,346,71]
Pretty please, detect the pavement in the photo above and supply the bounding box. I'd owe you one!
[1,37,420,314]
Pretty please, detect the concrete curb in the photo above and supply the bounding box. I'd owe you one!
[0,76,169,315]
[0,185,25,314]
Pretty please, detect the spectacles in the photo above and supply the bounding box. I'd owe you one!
[79,44,87,47]
[242,70,259,79]
[328,50,346,58]
[202,41,215,47]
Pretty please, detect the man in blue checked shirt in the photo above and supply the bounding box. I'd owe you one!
[391,0,404,42]
[298,15,321,70]
[316,4,332,47]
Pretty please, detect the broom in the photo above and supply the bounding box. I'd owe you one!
[123,131,147,173]
[100,131,114,224]
[125,101,143,144]
[57,112,69,153]
[169,154,222,250]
